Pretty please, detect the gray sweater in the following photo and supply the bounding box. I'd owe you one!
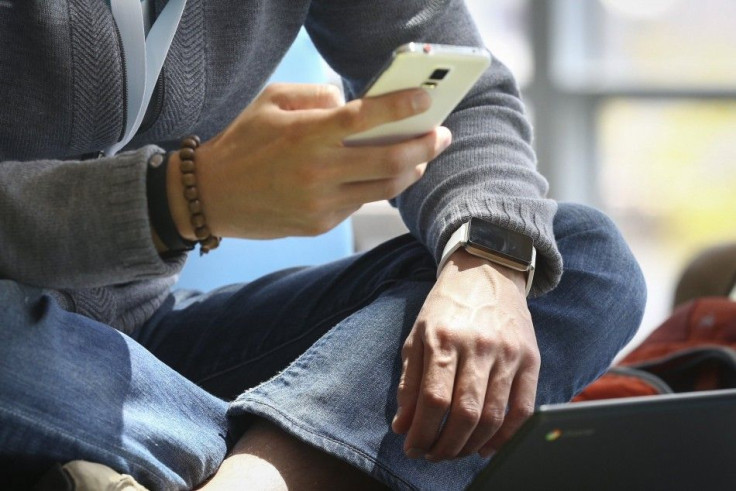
[0,0,561,333]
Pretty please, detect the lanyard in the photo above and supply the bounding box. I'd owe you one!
[105,0,187,156]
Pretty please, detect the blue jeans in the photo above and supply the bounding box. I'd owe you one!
[0,203,646,490]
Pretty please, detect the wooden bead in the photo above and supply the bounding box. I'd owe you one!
[181,136,199,149]
[178,135,221,254]
[179,147,195,161]
[190,213,206,229]
[200,235,220,254]
[194,225,211,240]
[184,186,199,201]
[181,173,196,187]
[180,159,195,173]
[188,199,202,214]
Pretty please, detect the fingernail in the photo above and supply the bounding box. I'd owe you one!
[412,90,431,112]
[479,448,496,459]
[406,448,425,459]
[391,408,401,428]
[440,136,452,151]
[440,130,452,150]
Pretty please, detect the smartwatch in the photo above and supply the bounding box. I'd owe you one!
[437,218,537,295]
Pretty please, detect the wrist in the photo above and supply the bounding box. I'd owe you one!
[437,219,536,296]
[440,249,528,297]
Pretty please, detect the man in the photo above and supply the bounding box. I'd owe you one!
[0,1,646,489]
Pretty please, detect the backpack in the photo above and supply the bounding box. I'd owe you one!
[573,297,736,402]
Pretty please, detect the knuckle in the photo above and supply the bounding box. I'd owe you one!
[294,165,320,186]
[512,403,535,422]
[479,408,506,430]
[421,389,452,411]
[380,179,404,199]
[433,326,458,349]
[401,341,415,359]
[499,340,521,363]
[453,402,482,426]
[396,379,411,394]
[473,335,496,355]
[261,83,282,98]
[337,104,364,132]
[389,94,413,120]
[396,380,417,399]
[322,84,343,104]
[525,349,541,369]
[384,147,411,174]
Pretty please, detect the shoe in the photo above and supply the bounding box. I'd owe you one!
[34,460,149,491]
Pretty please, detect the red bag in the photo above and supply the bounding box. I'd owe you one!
[574,297,736,402]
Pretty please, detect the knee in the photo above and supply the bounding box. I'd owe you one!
[558,203,645,291]
[556,203,647,340]
[556,202,626,253]
[0,280,50,340]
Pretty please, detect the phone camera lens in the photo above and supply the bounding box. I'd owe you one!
[429,68,450,80]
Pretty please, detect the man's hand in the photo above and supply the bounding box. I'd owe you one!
[392,249,540,461]
[167,83,452,242]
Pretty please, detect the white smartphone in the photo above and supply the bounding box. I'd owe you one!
[343,43,491,146]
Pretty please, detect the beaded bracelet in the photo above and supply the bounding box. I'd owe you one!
[178,135,222,255]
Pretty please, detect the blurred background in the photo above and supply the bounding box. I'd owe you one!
[356,0,736,352]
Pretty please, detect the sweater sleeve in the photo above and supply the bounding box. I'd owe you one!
[305,0,562,296]
[0,145,185,289]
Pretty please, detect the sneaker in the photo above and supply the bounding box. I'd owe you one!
[34,460,149,491]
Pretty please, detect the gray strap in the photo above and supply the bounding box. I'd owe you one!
[105,0,187,155]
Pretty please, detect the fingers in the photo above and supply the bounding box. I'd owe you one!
[479,359,539,457]
[338,127,451,183]
[328,127,450,206]
[262,83,344,110]
[340,165,425,206]
[326,88,432,137]
[402,340,458,459]
[396,340,539,462]
[426,358,508,461]
[454,363,514,458]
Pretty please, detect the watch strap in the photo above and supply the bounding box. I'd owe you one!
[437,221,536,296]
[437,222,470,278]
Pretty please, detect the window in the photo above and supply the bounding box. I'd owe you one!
[471,0,736,349]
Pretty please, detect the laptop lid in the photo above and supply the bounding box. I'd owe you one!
[467,389,736,491]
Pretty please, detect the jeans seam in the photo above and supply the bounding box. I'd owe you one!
[0,403,170,490]
[195,276,418,385]
[233,398,415,490]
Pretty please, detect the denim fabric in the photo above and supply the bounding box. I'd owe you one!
[0,285,230,490]
[0,203,646,490]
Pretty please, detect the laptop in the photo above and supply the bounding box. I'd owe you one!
[467,389,736,491]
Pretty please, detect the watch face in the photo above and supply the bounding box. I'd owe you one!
[467,218,534,266]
